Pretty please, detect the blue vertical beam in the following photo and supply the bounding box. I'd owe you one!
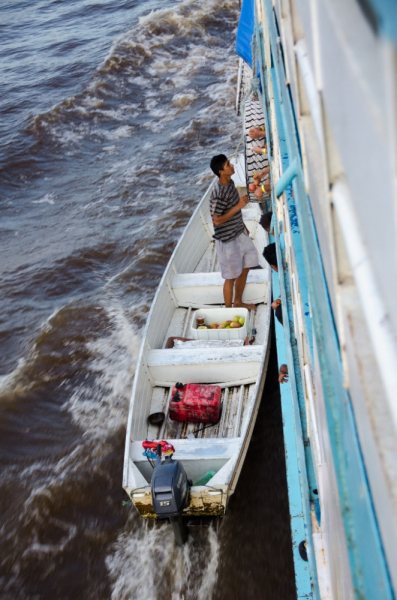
[271,65,320,598]
[255,7,318,599]
[272,92,318,500]
[272,271,316,599]
[260,1,395,598]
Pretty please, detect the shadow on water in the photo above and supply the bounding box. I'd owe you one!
[213,318,296,600]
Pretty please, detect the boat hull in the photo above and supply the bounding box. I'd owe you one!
[123,154,271,522]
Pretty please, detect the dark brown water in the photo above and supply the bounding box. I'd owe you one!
[0,0,295,597]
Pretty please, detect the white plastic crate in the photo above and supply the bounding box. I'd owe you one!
[190,308,249,340]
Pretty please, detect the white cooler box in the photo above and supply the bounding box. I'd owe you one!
[191,308,249,340]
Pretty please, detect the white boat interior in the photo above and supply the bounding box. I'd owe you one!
[123,154,272,515]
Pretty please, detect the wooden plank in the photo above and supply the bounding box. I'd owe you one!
[225,386,240,438]
[159,387,173,439]
[240,384,256,434]
[218,388,229,438]
[234,385,245,438]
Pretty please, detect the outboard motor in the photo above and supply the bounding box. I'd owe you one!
[151,444,191,545]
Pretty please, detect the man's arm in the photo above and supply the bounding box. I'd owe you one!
[213,194,249,226]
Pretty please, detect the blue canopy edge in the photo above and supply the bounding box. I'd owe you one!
[236,0,255,68]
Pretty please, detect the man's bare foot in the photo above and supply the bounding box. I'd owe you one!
[233,301,257,311]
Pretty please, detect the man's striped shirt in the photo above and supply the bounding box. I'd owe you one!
[209,179,244,242]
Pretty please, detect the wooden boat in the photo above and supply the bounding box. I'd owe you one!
[122,153,271,523]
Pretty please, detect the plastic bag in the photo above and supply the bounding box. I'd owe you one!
[173,339,244,349]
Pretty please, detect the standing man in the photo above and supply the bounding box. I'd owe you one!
[209,154,259,310]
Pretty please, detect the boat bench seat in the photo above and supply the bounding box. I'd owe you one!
[130,438,240,463]
[171,269,268,307]
[146,345,262,386]
[130,438,241,485]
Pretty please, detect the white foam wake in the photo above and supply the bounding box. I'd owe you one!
[65,302,141,438]
[106,515,220,600]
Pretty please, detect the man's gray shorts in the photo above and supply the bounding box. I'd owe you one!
[215,230,259,280]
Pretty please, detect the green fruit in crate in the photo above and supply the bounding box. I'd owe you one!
[198,326,207,329]
[230,321,241,328]
[218,325,226,329]
[226,325,232,329]
[239,317,245,325]
[233,316,241,322]
[220,322,229,327]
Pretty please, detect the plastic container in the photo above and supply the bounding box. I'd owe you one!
[190,308,249,340]
[169,383,221,423]
[196,313,205,326]
[195,470,217,486]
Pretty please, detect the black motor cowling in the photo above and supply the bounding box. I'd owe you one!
[152,456,189,518]
[151,445,191,545]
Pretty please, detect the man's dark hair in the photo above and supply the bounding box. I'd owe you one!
[275,304,283,325]
[260,211,273,233]
[263,243,277,268]
[210,154,228,177]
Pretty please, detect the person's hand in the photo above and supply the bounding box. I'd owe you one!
[239,194,249,207]
[271,298,281,310]
[253,146,267,154]
[278,364,288,384]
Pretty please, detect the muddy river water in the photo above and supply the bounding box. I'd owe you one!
[0,0,295,597]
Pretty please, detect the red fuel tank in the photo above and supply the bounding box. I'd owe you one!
[169,383,221,424]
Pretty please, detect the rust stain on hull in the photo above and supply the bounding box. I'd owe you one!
[132,490,227,519]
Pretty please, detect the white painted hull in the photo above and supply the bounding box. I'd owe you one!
[122,154,271,518]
